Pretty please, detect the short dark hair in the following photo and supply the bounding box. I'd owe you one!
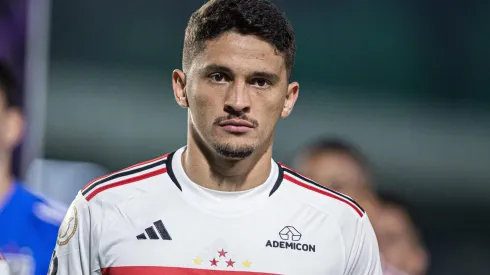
[183,0,296,79]
[297,137,371,175]
[0,60,18,108]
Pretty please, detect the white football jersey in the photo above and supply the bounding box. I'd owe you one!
[48,147,382,275]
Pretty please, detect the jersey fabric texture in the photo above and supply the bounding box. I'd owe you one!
[0,181,66,275]
[49,147,382,275]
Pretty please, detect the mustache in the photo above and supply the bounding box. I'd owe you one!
[214,115,259,128]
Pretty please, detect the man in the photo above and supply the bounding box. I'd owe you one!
[294,137,381,216]
[0,61,65,275]
[49,1,382,274]
[295,137,428,274]
[375,197,429,275]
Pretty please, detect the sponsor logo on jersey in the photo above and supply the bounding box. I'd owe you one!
[265,226,315,252]
[136,220,172,240]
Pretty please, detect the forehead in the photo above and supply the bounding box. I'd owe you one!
[193,32,286,76]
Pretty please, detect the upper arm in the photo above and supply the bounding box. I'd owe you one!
[344,214,383,275]
[47,192,99,275]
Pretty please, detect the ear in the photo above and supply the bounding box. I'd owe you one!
[281,81,299,118]
[4,108,24,150]
[172,69,188,108]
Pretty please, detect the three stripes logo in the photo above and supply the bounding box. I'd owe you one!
[136,220,172,240]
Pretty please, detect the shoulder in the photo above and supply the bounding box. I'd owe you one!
[80,153,169,205]
[278,163,365,221]
[16,183,67,228]
[60,154,171,240]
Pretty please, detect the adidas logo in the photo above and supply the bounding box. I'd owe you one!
[136,220,172,240]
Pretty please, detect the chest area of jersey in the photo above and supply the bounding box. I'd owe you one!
[100,201,345,274]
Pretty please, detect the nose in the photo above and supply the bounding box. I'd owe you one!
[224,80,251,115]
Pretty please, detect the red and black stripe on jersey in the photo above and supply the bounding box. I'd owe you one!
[81,154,170,201]
[280,163,365,217]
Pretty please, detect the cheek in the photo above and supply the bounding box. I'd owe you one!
[255,99,284,138]
[259,96,284,121]
[270,96,285,113]
[188,85,218,120]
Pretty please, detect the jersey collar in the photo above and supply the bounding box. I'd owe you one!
[166,146,284,217]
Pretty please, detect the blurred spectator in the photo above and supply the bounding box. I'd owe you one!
[26,159,109,206]
[0,61,65,275]
[293,137,382,217]
[0,252,10,275]
[376,194,429,275]
[293,136,429,275]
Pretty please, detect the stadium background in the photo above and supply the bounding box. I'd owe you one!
[6,0,490,274]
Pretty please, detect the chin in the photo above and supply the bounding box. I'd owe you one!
[211,141,256,160]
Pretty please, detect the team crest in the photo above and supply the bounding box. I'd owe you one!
[57,205,78,246]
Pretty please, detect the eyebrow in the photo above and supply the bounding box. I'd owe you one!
[201,64,233,75]
[249,71,280,83]
[201,64,280,83]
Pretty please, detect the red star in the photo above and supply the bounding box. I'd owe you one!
[226,259,235,267]
[218,249,228,257]
[210,258,219,266]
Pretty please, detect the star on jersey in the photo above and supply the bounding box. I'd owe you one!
[193,257,202,265]
[242,260,252,268]
[193,248,251,269]
[218,249,228,257]
[226,259,235,267]
[210,258,219,266]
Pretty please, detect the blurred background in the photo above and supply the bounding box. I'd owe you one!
[2,0,489,274]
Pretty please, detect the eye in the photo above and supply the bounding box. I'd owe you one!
[251,78,271,88]
[209,73,227,83]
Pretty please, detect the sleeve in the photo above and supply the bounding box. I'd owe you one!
[47,192,99,275]
[344,214,383,275]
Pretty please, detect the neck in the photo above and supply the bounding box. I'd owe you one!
[183,132,273,192]
[0,156,13,204]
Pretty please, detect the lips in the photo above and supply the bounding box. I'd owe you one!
[218,119,255,128]
[218,119,255,133]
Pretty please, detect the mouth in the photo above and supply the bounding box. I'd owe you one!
[218,119,255,133]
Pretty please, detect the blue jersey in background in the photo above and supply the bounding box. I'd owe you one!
[0,181,66,275]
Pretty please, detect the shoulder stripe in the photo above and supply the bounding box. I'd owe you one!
[85,167,167,201]
[284,173,364,217]
[280,163,364,212]
[280,163,365,217]
[82,154,168,196]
